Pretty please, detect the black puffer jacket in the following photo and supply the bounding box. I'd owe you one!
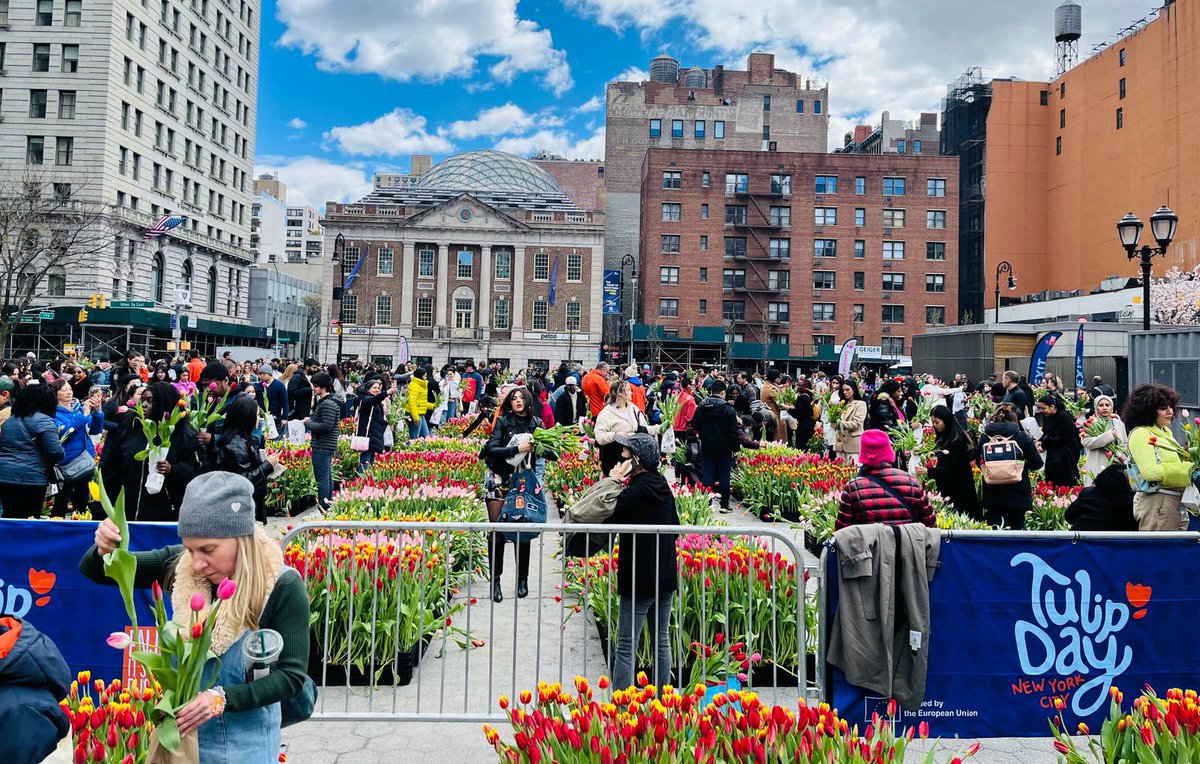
[1066,463,1137,531]
[99,412,207,522]
[212,430,273,521]
[0,617,70,764]
[691,396,740,458]
[868,393,903,432]
[607,469,679,597]
[355,391,390,452]
[306,394,341,453]
[287,374,313,420]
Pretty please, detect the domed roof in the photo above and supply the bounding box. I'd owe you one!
[415,150,564,196]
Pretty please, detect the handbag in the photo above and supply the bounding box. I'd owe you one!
[350,406,375,452]
[60,450,95,483]
[500,468,547,542]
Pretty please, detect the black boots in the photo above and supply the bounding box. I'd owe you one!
[492,581,503,603]
[517,578,529,598]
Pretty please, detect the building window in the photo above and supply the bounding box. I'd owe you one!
[882,305,905,324]
[1040,90,1049,106]
[700,203,709,220]
[65,0,81,26]
[855,176,866,195]
[661,235,681,254]
[714,120,725,139]
[701,171,710,187]
[814,238,837,258]
[882,208,906,228]
[882,273,905,291]
[649,119,661,138]
[814,100,822,114]
[417,248,435,277]
[699,299,707,315]
[1119,77,1126,99]
[453,296,473,329]
[926,274,946,293]
[927,178,947,197]
[58,90,76,118]
[854,240,865,258]
[61,45,79,73]
[1060,108,1066,129]
[376,295,392,325]
[699,267,708,283]
[0,1,8,25]
[882,337,906,356]
[927,210,947,229]
[150,252,165,303]
[456,249,473,279]
[662,203,682,222]
[768,301,790,322]
[883,177,906,196]
[29,90,47,118]
[36,0,52,24]
[660,266,680,284]
[724,173,748,194]
[532,300,548,330]
[854,208,866,226]
[722,300,745,320]
[796,99,804,113]
[896,139,906,154]
[33,44,51,71]
[207,266,218,312]
[694,120,705,139]
[658,298,679,318]
[815,175,837,194]
[1116,108,1123,130]
[662,170,682,189]
[670,119,683,138]
[493,299,510,329]
[699,235,708,250]
[882,241,905,260]
[494,249,512,280]
[533,251,550,280]
[814,207,837,226]
[1056,136,1062,155]
[770,174,791,195]
[853,304,865,323]
[812,303,835,322]
[566,301,581,331]
[724,237,746,258]
[722,268,746,289]
[762,94,771,111]
[566,253,582,282]
[769,270,789,290]
[1119,48,1126,66]
[926,306,947,325]
[913,140,922,154]
[927,242,946,260]
[769,238,790,258]
[26,136,44,165]
[854,271,865,290]
[813,271,835,290]
[416,296,432,327]
[725,204,747,225]
[376,247,394,276]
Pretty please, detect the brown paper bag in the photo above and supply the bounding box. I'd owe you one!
[147,730,200,764]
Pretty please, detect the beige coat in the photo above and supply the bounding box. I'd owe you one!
[835,399,868,456]
[1080,415,1127,486]
[594,402,660,445]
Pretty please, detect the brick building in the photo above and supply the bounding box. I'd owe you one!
[320,150,603,370]
[637,148,959,368]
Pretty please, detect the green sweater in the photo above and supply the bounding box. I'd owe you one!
[79,544,310,714]
[1128,425,1193,490]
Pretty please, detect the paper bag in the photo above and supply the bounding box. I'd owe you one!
[147,729,200,763]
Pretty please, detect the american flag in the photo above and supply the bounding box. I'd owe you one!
[144,214,187,239]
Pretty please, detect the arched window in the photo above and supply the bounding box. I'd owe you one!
[453,286,475,330]
[181,259,193,293]
[151,251,165,303]
[207,266,218,312]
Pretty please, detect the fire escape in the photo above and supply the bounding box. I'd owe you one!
[723,178,790,343]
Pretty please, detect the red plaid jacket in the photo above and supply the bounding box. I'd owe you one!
[835,466,936,531]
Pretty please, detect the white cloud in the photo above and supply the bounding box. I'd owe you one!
[287,118,307,130]
[612,66,649,83]
[575,95,603,114]
[276,0,573,95]
[254,156,374,210]
[494,127,606,161]
[443,103,538,140]
[568,0,1142,149]
[325,109,455,156]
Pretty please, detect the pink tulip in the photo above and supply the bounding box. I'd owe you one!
[190,593,205,612]
[117,406,128,414]
[208,382,219,391]
[106,632,131,650]
[151,581,163,601]
[216,578,237,601]
[125,400,134,407]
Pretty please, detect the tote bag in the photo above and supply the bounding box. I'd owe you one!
[500,468,547,542]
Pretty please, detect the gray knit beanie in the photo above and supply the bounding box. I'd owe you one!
[177,471,257,539]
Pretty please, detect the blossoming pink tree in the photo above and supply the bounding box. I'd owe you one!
[1150,265,1200,326]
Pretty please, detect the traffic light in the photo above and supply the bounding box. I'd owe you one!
[88,294,98,308]
[78,308,88,323]
[97,293,106,309]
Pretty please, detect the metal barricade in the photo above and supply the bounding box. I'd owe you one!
[279,520,819,722]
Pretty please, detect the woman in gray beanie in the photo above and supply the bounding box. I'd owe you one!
[79,471,311,760]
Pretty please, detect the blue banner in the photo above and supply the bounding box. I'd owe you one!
[0,520,179,681]
[1028,331,1063,383]
[602,270,622,315]
[824,535,1200,737]
[549,255,560,306]
[1075,322,1086,389]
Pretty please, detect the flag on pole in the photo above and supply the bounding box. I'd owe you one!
[144,215,187,239]
[1075,319,1086,388]
[343,250,368,290]
[548,255,560,305]
[1028,331,1063,383]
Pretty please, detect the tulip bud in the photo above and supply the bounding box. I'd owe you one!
[151,580,163,602]
[191,622,204,639]
[216,578,237,601]
[190,593,205,612]
[106,631,131,650]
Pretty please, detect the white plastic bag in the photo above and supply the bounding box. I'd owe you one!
[264,416,280,442]
[506,433,532,466]
[660,427,677,458]
[384,425,395,447]
[286,419,306,446]
[1183,484,1200,509]
[430,402,447,426]
[144,445,169,495]
[1020,416,1042,441]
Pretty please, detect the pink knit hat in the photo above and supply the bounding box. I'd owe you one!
[858,429,896,467]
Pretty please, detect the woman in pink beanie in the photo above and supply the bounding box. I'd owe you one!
[834,429,936,530]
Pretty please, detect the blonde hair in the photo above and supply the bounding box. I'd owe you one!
[280,363,298,383]
[172,527,284,634]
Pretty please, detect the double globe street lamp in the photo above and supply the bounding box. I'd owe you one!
[1117,205,1178,331]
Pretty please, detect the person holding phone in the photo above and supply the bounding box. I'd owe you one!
[49,378,104,517]
[211,395,281,522]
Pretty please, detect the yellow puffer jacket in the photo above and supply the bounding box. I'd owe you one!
[405,377,434,421]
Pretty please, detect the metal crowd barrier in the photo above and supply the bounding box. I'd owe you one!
[279,520,819,723]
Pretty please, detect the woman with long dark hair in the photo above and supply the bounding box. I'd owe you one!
[919,404,981,519]
[212,395,280,522]
[978,406,1043,529]
[834,379,867,464]
[354,376,394,471]
[1036,393,1082,487]
[0,384,65,518]
[1123,383,1191,531]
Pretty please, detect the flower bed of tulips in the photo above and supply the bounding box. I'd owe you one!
[60,672,157,764]
[1026,482,1082,531]
[330,477,483,519]
[265,445,319,512]
[362,449,487,485]
[561,533,813,685]
[1051,686,1200,762]
[732,453,858,522]
[672,483,725,526]
[484,677,980,764]
[395,435,486,454]
[439,415,492,439]
[544,451,601,507]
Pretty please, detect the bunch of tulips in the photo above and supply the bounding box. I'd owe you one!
[60,672,157,764]
[731,453,858,521]
[544,452,601,507]
[671,483,724,527]
[1050,686,1200,763]
[1026,482,1083,531]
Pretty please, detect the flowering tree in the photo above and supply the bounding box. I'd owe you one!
[1151,265,1200,326]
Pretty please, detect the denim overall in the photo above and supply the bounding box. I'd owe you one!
[198,629,282,763]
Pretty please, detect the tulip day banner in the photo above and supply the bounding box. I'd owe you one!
[0,519,179,681]
[823,535,1200,738]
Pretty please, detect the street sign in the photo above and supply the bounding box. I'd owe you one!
[19,315,40,324]
[39,311,55,319]
[110,300,154,308]
[63,343,76,355]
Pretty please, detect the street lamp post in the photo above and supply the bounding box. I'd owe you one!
[621,253,637,365]
[331,233,347,363]
[1118,205,1179,331]
[994,260,1016,324]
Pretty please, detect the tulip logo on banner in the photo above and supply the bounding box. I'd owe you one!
[1010,553,1148,717]
[0,568,57,617]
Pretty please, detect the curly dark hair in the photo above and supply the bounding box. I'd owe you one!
[992,404,1019,424]
[1122,383,1180,429]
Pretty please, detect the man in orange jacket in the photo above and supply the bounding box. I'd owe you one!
[624,365,647,413]
[582,362,611,418]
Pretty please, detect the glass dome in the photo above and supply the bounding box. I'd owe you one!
[415,150,564,196]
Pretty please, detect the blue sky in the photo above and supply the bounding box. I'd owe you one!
[252,0,1144,210]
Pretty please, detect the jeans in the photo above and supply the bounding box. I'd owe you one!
[408,417,430,439]
[447,400,459,420]
[312,449,334,508]
[701,451,734,509]
[612,592,673,690]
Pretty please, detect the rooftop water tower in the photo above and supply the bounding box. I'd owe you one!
[649,54,680,84]
[1055,1,1082,76]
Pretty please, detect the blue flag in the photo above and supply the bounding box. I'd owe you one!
[343,250,368,290]
[1075,322,1086,389]
[548,255,560,305]
[1028,331,1063,383]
